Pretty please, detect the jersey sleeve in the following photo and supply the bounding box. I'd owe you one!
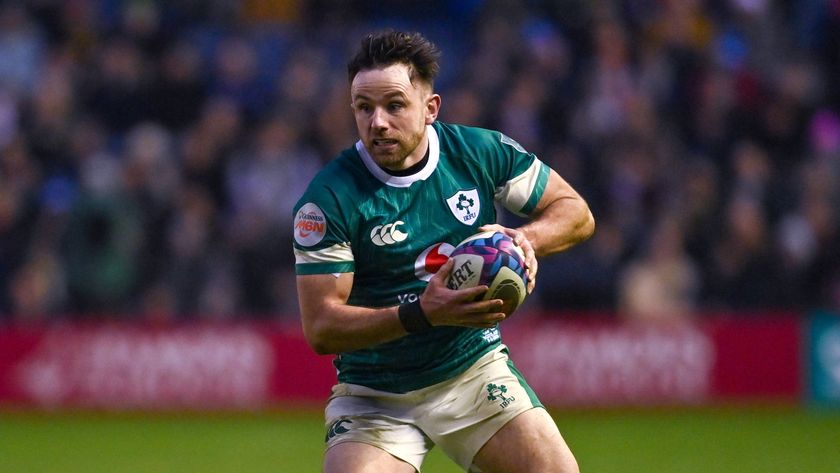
[490,132,551,217]
[292,180,355,276]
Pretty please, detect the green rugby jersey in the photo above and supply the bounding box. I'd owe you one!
[292,121,549,393]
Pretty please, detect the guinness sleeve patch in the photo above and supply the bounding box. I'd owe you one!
[294,202,327,246]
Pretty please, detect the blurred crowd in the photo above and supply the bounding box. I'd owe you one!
[1,0,839,323]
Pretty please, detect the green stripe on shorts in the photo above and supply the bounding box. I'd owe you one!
[504,355,543,409]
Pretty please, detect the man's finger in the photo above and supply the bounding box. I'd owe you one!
[430,258,455,283]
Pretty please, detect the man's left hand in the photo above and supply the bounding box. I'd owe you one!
[479,224,537,294]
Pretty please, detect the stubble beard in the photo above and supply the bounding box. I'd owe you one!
[368,130,424,171]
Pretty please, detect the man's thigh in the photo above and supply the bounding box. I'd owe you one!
[324,442,417,473]
[423,347,542,469]
[470,408,579,473]
[324,385,433,472]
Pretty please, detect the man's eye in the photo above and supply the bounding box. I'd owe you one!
[389,103,404,111]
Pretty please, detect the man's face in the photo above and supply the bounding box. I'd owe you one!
[350,63,439,170]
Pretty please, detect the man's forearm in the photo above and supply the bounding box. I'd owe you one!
[303,303,407,355]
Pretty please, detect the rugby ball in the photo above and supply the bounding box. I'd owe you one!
[445,231,529,317]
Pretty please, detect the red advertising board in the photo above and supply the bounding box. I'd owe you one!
[708,317,802,399]
[0,316,802,409]
[503,320,715,405]
[0,322,335,409]
[502,316,802,406]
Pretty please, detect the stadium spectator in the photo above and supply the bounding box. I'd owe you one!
[618,217,700,321]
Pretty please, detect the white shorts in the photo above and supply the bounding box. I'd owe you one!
[324,345,543,471]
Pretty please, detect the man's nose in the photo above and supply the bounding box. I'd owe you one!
[370,107,388,129]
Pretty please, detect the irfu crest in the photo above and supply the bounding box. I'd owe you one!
[486,383,516,408]
[446,189,480,226]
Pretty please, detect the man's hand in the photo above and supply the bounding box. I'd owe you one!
[479,224,537,294]
[419,259,506,329]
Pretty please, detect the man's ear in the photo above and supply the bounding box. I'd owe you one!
[425,94,441,124]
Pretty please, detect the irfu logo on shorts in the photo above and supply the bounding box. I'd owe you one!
[486,383,516,409]
[325,419,353,442]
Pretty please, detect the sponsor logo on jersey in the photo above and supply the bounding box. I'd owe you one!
[370,221,408,246]
[294,202,327,246]
[414,242,454,281]
[446,189,480,226]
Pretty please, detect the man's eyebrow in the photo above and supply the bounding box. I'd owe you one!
[352,91,408,102]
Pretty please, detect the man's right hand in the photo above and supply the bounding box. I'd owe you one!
[419,259,506,329]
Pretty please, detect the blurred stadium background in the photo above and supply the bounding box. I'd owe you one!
[1,0,840,471]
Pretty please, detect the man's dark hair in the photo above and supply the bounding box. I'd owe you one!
[347,30,441,86]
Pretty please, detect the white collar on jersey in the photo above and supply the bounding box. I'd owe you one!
[355,124,440,188]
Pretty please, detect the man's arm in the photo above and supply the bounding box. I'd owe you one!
[297,261,505,355]
[482,168,594,292]
[297,272,404,355]
[519,168,595,256]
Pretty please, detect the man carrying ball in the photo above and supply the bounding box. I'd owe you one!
[293,30,594,473]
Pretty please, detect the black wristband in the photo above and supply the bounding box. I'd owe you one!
[398,299,433,334]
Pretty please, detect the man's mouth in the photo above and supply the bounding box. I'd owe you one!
[373,139,398,146]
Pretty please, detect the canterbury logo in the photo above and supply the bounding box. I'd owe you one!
[325,419,352,441]
[370,221,408,246]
